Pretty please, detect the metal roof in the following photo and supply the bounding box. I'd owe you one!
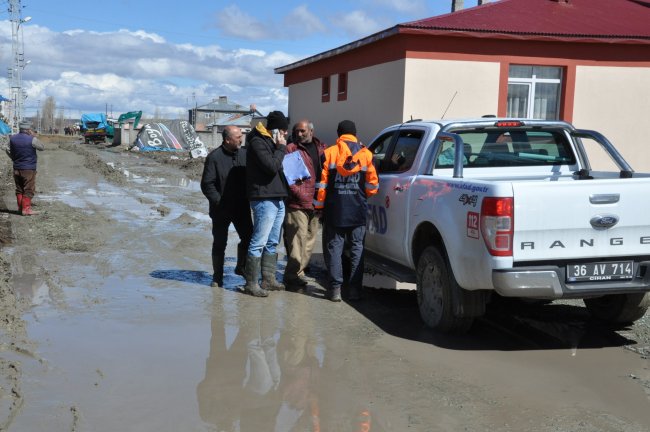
[403,0,650,41]
[276,0,650,74]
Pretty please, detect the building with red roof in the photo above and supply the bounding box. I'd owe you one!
[276,0,650,169]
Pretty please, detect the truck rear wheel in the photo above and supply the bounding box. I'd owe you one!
[416,246,473,333]
[584,293,650,324]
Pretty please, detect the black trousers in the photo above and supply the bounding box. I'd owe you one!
[211,202,253,257]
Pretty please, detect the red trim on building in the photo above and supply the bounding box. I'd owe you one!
[497,60,577,122]
[283,33,650,87]
[562,65,576,123]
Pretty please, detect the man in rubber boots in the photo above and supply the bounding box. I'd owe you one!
[243,111,290,297]
[201,125,252,288]
[8,122,44,216]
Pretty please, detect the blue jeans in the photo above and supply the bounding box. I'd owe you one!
[248,199,285,258]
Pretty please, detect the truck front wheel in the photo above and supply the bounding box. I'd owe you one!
[416,246,473,333]
[584,293,650,324]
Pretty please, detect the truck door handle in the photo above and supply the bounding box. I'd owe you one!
[394,185,404,192]
[590,194,619,204]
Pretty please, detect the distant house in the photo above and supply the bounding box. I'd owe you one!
[276,0,650,169]
[189,96,262,132]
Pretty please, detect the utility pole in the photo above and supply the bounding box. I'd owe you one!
[192,92,197,127]
[8,0,31,133]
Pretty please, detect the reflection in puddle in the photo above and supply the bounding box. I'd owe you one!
[121,167,200,190]
[12,273,50,306]
[197,293,381,431]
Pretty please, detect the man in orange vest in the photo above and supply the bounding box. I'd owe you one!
[314,120,378,302]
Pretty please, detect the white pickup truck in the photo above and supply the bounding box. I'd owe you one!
[363,118,650,333]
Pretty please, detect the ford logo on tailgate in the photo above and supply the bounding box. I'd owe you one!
[590,215,619,230]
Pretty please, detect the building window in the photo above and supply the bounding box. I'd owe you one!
[321,76,330,103]
[337,72,348,101]
[507,65,562,120]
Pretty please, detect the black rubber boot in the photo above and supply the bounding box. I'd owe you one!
[243,256,268,297]
[260,253,285,291]
[211,254,224,288]
[234,243,247,277]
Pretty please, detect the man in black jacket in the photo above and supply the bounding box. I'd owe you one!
[201,125,252,288]
[243,111,290,297]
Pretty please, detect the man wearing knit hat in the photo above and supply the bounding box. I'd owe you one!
[242,110,290,297]
[314,120,379,302]
[8,121,44,215]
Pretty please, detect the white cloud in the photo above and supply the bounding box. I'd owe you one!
[333,11,385,38]
[215,4,325,40]
[283,5,326,34]
[215,5,270,40]
[367,0,427,14]
[0,21,298,119]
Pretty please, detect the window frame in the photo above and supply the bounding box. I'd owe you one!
[507,65,562,120]
[321,76,330,103]
[337,72,348,101]
[370,129,424,174]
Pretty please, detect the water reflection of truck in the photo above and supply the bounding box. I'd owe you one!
[80,113,112,144]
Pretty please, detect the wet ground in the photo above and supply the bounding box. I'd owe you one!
[0,136,649,431]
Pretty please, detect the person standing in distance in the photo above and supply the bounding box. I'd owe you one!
[283,120,325,291]
[201,125,252,288]
[314,120,378,302]
[243,111,290,297]
[8,122,44,216]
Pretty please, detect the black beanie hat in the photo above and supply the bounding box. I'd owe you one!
[266,111,289,131]
[336,120,356,137]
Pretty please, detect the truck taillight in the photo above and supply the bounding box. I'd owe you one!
[480,197,513,257]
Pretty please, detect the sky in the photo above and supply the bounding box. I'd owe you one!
[0,0,486,121]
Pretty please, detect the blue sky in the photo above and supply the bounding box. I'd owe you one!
[0,0,486,120]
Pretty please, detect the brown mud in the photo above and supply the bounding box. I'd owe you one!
[0,135,648,431]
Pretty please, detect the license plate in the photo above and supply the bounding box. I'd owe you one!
[566,261,634,282]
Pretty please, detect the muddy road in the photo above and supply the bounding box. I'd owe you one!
[1,136,649,432]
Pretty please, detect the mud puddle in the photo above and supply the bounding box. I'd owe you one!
[1,142,649,431]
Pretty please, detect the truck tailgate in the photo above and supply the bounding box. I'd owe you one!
[512,179,650,262]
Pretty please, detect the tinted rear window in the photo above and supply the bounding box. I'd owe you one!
[435,129,576,168]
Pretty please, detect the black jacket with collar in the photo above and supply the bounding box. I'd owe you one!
[245,124,288,201]
[201,145,248,217]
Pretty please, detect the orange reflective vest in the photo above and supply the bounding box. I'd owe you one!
[314,134,378,227]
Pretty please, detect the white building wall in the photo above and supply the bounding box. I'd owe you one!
[288,60,406,145]
[404,58,501,121]
[573,66,650,172]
